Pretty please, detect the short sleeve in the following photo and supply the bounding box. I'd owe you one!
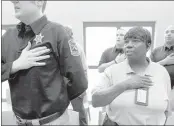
[92,67,112,95]
[163,68,172,116]
[99,49,108,66]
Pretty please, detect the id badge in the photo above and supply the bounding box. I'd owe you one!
[135,88,149,106]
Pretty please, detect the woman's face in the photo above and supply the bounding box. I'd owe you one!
[124,38,148,60]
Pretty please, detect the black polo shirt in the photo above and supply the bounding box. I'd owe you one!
[1,16,88,119]
[99,47,123,66]
[150,45,174,88]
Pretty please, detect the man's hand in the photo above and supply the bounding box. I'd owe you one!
[160,53,174,66]
[11,42,50,73]
[124,75,153,90]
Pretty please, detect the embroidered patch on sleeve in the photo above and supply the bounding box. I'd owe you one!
[68,39,80,56]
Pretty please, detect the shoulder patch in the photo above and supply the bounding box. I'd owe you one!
[68,39,80,56]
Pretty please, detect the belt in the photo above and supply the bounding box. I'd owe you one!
[16,112,62,125]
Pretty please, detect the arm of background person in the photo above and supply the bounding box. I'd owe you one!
[98,61,116,73]
[98,49,116,73]
[92,67,128,107]
[163,68,172,118]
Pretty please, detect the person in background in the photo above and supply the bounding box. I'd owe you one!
[64,25,88,125]
[2,1,87,125]
[92,27,171,125]
[150,25,174,89]
[97,29,126,125]
[150,25,174,111]
[98,29,126,73]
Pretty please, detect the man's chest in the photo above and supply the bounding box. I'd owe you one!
[30,30,58,53]
[154,49,174,62]
[5,29,58,62]
[106,51,119,62]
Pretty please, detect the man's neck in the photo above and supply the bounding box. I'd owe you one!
[128,57,149,74]
[113,45,123,52]
[165,41,174,48]
[20,13,44,25]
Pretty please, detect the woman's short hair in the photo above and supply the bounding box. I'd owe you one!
[124,26,152,48]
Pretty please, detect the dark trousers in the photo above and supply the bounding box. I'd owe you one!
[71,96,88,125]
[103,114,119,126]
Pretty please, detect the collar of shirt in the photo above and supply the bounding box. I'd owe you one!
[16,15,48,37]
[115,48,124,53]
[16,22,26,37]
[112,46,124,53]
[30,15,48,35]
[125,57,153,77]
[164,44,174,51]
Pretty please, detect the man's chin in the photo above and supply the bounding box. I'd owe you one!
[166,41,174,46]
[14,13,22,20]
[116,44,124,48]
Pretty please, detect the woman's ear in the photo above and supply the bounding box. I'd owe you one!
[147,42,151,51]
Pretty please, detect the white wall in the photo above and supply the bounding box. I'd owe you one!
[2,1,174,48]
